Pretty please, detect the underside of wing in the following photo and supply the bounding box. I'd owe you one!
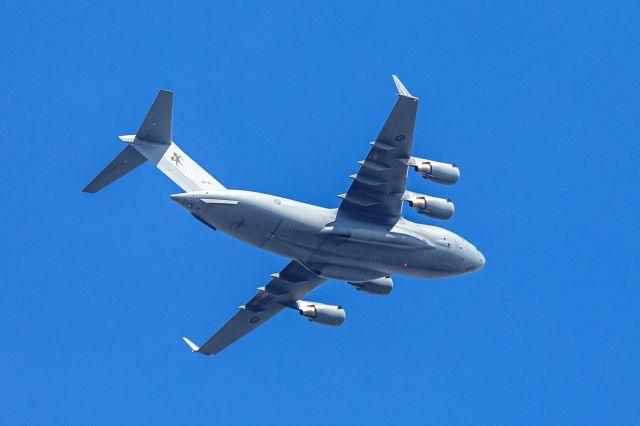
[337,76,418,226]
[183,260,326,356]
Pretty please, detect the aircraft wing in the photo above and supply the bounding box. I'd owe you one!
[182,260,326,356]
[337,75,418,226]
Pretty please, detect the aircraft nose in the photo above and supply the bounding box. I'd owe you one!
[465,246,485,273]
[476,250,485,270]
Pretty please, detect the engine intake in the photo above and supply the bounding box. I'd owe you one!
[349,276,393,296]
[408,195,455,220]
[298,302,346,326]
[412,159,460,185]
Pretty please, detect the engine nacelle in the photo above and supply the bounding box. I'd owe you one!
[298,302,346,326]
[408,195,455,220]
[413,160,460,185]
[349,276,393,296]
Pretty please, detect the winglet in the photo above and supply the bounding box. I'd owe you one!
[392,75,417,99]
[182,337,200,352]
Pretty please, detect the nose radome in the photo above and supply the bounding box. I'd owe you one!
[476,250,485,270]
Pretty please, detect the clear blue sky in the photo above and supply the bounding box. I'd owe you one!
[1,1,638,424]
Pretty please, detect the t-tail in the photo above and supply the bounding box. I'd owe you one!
[82,90,225,193]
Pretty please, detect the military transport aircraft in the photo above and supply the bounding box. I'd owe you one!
[83,76,485,356]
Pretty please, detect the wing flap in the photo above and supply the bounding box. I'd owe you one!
[337,76,418,225]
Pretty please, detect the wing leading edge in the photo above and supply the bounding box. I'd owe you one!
[183,260,326,356]
[182,77,417,356]
[337,75,418,226]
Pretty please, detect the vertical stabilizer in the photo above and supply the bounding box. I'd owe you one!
[136,90,173,144]
[83,90,225,193]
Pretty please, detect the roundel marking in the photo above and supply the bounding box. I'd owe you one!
[249,316,260,324]
[395,134,405,142]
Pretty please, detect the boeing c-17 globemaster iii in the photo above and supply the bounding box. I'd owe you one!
[83,76,485,356]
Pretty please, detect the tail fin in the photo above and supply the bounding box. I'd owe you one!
[83,90,225,193]
[136,89,173,144]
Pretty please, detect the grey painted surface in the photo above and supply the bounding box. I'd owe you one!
[84,76,485,356]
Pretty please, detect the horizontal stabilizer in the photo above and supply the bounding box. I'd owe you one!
[83,90,226,194]
[182,337,201,353]
[82,145,147,193]
[136,90,173,144]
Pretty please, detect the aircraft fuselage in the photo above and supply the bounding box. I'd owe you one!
[171,190,485,282]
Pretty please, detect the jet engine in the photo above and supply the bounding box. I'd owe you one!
[349,276,393,296]
[408,195,455,220]
[298,302,346,326]
[413,159,460,185]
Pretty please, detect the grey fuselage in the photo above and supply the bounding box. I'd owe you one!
[172,190,485,282]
